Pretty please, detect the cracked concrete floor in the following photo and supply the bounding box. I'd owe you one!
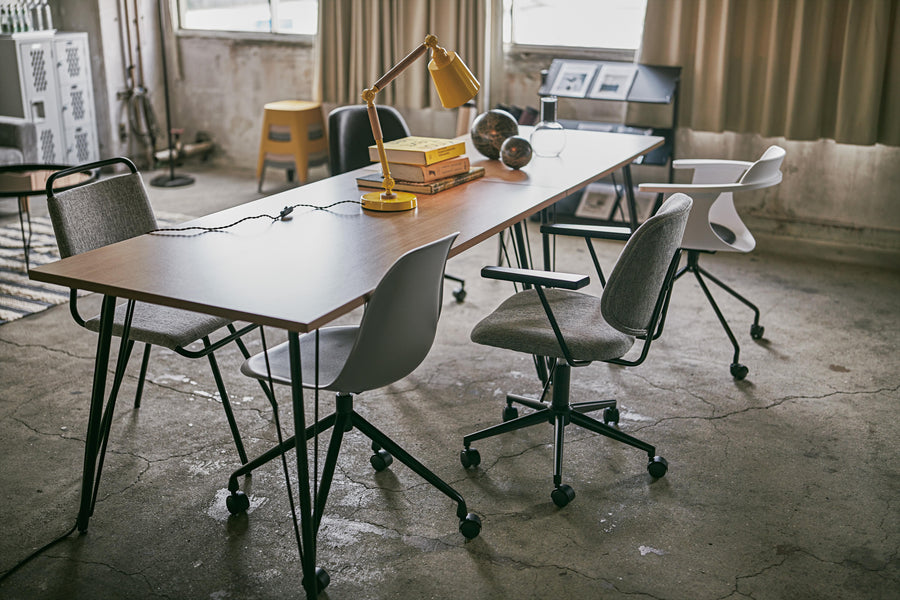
[1,163,898,599]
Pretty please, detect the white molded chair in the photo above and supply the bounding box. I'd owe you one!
[638,145,786,379]
[228,233,480,590]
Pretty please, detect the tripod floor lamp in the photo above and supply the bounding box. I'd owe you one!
[360,34,480,212]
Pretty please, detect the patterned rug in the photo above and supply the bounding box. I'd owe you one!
[0,213,187,325]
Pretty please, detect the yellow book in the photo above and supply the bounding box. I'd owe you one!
[368,136,466,166]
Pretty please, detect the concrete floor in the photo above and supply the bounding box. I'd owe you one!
[1,162,898,599]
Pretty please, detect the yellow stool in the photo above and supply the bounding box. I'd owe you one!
[256,100,329,192]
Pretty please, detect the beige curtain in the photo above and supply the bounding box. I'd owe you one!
[637,0,900,145]
[319,0,486,108]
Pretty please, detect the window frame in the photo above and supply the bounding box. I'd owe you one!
[502,0,645,61]
[176,0,318,42]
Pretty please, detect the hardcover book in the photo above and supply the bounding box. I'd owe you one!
[385,156,471,182]
[368,136,466,166]
[356,167,485,194]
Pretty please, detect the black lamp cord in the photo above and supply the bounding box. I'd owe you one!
[0,522,78,584]
[147,199,362,234]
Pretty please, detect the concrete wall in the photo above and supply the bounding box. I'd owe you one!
[46,1,899,268]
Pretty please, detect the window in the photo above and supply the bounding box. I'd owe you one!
[179,0,318,36]
[503,0,647,52]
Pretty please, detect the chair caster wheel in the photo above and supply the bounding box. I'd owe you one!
[302,567,330,592]
[459,513,482,539]
[460,448,481,469]
[226,490,250,515]
[551,484,575,508]
[730,363,749,380]
[453,287,466,303]
[750,324,765,339]
[502,405,518,421]
[370,448,393,471]
[647,456,668,478]
[603,406,620,425]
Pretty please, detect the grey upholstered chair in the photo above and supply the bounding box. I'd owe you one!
[45,157,257,468]
[0,116,38,165]
[228,233,480,591]
[460,194,692,508]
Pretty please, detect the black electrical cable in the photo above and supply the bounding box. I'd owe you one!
[148,200,363,235]
[0,522,78,584]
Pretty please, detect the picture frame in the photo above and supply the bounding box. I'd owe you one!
[548,61,597,98]
[588,64,638,100]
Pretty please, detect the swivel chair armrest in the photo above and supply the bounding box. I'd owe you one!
[480,266,589,290]
[540,223,632,242]
[637,179,780,194]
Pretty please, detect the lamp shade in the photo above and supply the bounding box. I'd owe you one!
[428,51,480,109]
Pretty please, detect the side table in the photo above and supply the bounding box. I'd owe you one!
[0,164,97,271]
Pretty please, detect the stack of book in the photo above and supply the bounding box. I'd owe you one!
[357,136,485,194]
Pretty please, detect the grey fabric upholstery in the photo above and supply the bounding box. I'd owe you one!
[49,171,233,350]
[471,194,692,362]
[601,193,693,337]
[47,173,157,258]
[84,303,231,350]
[0,116,38,165]
[471,289,634,361]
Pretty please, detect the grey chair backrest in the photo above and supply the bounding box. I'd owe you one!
[48,172,157,258]
[330,232,459,393]
[601,193,692,337]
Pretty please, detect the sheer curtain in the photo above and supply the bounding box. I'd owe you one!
[319,0,486,109]
[637,0,900,145]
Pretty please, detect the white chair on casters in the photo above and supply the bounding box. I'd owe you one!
[227,233,480,592]
[639,145,786,379]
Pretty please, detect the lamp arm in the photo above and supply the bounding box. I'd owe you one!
[362,35,444,200]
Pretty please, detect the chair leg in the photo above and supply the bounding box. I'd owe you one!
[462,359,667,507]
[679,250,763,380]
[133,343,151,408]
[203,337,248,464]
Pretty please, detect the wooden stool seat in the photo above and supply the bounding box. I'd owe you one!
[257,100,328,192]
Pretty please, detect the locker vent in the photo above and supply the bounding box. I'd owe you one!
[65,47,82,78]
[39,129,56,162]
[70,89,85,121]
[75,131,90,162]
[29,48,48,93]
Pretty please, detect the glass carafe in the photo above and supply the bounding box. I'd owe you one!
[530,96,566,157]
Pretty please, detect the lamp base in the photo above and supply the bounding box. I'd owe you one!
[361,190,417,212]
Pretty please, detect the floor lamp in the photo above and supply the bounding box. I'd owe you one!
[150,0,193,188]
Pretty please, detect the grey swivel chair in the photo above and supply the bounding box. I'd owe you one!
[327,104,467,302]
[227,233,480,590]
[460,194,692,507]
[45,157,257,474]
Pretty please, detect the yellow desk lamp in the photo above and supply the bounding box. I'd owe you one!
[361,34,480,211]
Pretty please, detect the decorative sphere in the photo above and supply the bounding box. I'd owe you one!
[470,109,519,159]
[500,135,532,169]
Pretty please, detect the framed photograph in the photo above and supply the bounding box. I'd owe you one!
[574,182,655,223]
[588,64,638,100]
[548,61,597,98]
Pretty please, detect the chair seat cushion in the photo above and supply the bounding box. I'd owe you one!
[241,326,359,391]
[471,288,634,362]
[85,301,232,350]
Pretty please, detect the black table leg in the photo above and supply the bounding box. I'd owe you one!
[288,332,320,598]
[17,195,32,272]
[77,294,117,532]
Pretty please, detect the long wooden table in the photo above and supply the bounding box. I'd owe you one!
[30,129,663,598]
